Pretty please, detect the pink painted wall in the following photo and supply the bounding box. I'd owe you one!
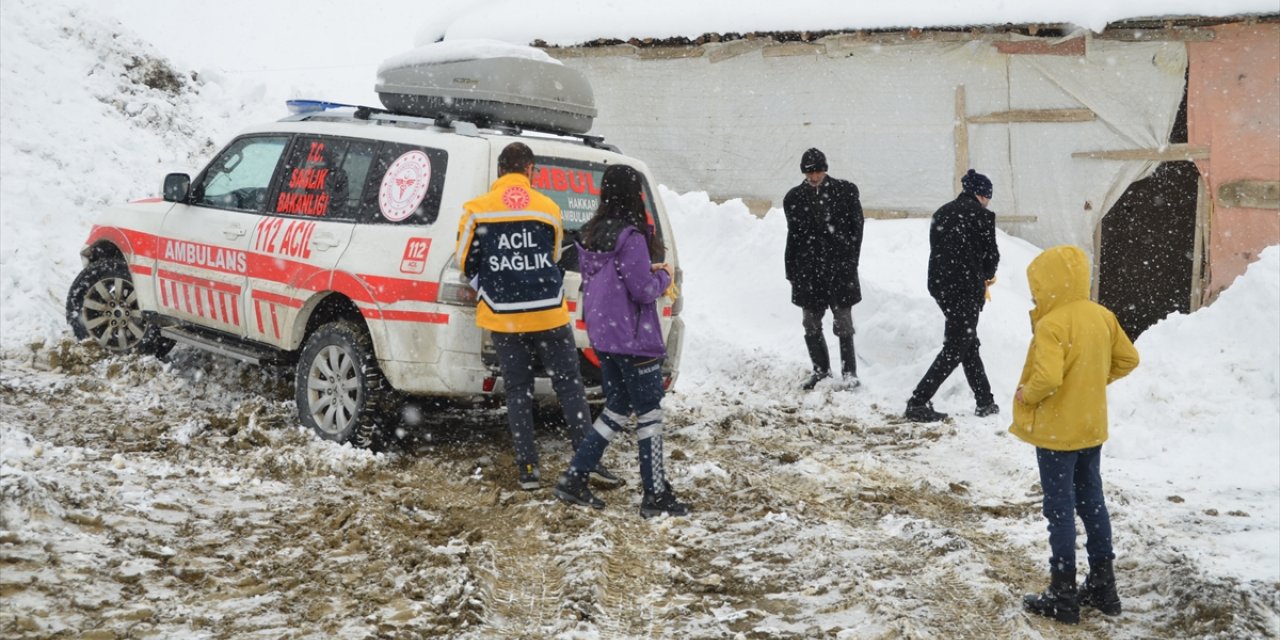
[1188,22,1280,299]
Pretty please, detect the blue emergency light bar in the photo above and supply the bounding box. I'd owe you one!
[286,99,360,115]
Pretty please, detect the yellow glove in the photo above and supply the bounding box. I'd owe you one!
[984,277,996,301]
[664,281,680,300]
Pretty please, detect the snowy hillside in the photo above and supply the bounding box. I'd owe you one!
[1,2,1277,639]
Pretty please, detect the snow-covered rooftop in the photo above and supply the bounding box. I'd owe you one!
[420,0,1280,46]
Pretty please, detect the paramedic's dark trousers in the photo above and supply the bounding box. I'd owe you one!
[491,324,591,468]
[909,297,993,407]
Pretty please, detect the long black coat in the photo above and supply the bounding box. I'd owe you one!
[783,176,864,309]
[927,192,1000,311]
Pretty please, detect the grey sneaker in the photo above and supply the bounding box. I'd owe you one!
[517,463,541,491]
[553,472,605,510]
[589,464,624,488]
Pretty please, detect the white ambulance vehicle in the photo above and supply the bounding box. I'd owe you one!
[66,54,684,446]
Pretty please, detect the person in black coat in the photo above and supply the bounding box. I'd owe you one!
[782,148,865,390]
[905,169,1001,421]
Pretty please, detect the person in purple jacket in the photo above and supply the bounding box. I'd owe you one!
[552,165,690,519]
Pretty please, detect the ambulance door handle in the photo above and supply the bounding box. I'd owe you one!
[222,224,246,239]
[310,233,340,251]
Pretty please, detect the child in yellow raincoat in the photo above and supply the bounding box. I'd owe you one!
[1010,245,1140,625]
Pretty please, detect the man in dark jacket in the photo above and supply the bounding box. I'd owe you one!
[905,169,1001,421]
[783,148,865,390]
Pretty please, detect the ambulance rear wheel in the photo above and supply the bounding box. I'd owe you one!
[66,260,173,357]
[295,321,391,448]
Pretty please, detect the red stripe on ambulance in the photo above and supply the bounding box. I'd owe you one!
[91,226,453,325]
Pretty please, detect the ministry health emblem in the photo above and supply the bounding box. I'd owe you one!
[379,150,431,221]
[502,186,531,210]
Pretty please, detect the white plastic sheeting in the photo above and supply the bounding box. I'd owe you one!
[556,38,1187,253]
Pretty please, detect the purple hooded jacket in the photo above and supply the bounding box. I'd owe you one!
[578,226,671,359]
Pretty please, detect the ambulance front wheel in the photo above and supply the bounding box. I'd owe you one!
[66,259,173,357]
[295,321,391,448]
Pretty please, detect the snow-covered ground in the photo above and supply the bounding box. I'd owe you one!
[2,1,1278,638]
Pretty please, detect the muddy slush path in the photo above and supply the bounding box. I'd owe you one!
[1,342,1275,639]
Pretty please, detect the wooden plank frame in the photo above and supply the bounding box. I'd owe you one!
[1191,173,1211,311]
[1072,144,1210,161]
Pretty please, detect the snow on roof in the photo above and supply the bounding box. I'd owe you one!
[377,39,561,77]
[419,0,1279,46]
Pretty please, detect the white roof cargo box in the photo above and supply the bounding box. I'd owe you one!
[376,41,596,135]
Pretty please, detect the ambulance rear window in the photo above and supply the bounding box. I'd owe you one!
[532,158,662,239]
[537,157,665,270]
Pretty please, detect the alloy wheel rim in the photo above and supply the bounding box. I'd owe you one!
[306,344,362,436]
[80,276,145,353]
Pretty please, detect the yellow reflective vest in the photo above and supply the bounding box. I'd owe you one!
[1009,245,1140,451]
[456,173,570,334]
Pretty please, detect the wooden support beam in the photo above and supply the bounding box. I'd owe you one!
[954,85,969,195]
[968,108,1096,124]
[994,37,1086,56]
[1095,28,1216,42]
[1191,175,1210,311]
[865,209,1037,223]
[1071,144,1210,161]
[1217,180,1280,210]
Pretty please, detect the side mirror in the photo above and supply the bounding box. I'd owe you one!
[163,173,191,203]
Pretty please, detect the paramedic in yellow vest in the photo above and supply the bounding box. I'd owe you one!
[456,142,620,491]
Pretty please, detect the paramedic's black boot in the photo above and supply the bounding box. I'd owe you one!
[589,463,624,489]
[1023,563,1080,625]
[553,471,605,510]
[1080,559,1122,616]
[801,334,831,390]
[838,335,860,387]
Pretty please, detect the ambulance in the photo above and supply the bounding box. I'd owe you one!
[66,51,684,446]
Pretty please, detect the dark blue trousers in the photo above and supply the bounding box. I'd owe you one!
[491,324,590,469]
[1036,445,1115,570]
[569,352,667,495]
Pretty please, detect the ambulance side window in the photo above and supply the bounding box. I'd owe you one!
[273,136,378,222]
[194,135,290,212]
[359,143,449,225]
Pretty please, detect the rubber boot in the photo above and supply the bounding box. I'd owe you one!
[801,334,831,390]
[1023,563,1080,625]
[1080,559,1122,615]
[838,335,859,386]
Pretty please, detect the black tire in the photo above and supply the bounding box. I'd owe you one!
[295,321,392,447]
[66,260,174,357]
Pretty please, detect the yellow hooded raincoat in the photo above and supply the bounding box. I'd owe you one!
[1009,246,1140,451]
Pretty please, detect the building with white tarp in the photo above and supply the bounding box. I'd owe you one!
[426,4,1278,336]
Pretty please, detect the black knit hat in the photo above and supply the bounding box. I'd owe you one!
[800,148,828,173]
[961,169,993,199]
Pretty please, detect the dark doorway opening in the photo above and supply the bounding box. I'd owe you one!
[1098,160,1199,339]
[1097,69,1199,340]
